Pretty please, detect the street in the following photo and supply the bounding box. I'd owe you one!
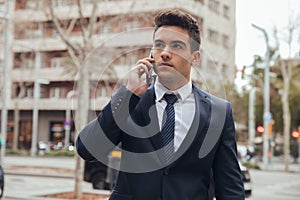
[247,169,300,200]
[4,169,300,200]
[2,156,300,199]
[4,174,111,199]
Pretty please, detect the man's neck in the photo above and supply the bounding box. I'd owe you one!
[157,77,189,91]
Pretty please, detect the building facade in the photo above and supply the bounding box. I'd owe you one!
[0,0,236,151]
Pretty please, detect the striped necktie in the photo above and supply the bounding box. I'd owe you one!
[160,93,178,163]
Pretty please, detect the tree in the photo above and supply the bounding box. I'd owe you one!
[45,0,141,197]
[46,1,99,198]
[272,12,300,170]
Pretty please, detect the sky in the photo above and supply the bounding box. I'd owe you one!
[235,0,300,69]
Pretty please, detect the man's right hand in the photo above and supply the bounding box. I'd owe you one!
[126,57,154,96]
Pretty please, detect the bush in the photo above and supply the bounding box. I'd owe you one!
[6,149,29,156]
[242,162,261,170]
[43,149,75,157]
[5,149,75,157]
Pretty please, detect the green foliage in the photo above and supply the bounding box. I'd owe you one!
[271,95,283,132]
[43,149,75,157]
[5,149,75,157]
[6,149,30,156]
[242,161,261,170]
[290,82,300,127]
[224,83,249,126]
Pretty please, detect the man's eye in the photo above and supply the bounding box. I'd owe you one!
[172,43,183,49]
[155,43,164,48]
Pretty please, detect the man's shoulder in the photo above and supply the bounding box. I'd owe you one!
[192,84,230,107]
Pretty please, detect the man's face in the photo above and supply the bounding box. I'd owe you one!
[152,26,200,88]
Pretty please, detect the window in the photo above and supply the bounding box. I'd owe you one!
[49,122,64,145]
[25,87,33,98]
[206,58,218,69]
[208,0,220,14]
[208,29,219,44]
[52,0,71,7]
[51,57,70,68]
[51,59,61,68]
[222,34,229,48]
[23,59,34,69]
[223,5,230,19]
[195,0,204,4]
[51,58,66,68]
[40,86,48,98]
[97,87,107,98]
[26,1,42,9]
[100,25,111,35]
[124,22,140,32]
[221,64,228,74]
[50,87,66,99]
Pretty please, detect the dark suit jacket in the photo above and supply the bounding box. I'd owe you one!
[76,84,245,200]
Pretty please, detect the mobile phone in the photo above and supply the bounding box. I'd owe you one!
[146,52,154,84]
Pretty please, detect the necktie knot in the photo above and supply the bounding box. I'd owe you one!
[164,93,178,105]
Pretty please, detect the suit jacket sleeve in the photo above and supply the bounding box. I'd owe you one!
[76,85,140,161]
[213,102,245,200]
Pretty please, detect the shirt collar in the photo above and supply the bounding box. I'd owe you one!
[154,80,192,102]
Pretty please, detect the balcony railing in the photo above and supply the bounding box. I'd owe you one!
[8,96,111,111]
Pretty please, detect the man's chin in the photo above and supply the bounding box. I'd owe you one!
[157,73,187,87]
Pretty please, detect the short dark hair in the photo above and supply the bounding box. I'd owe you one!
[153,9,201,52]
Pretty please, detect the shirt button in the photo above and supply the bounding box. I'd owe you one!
[164,170,169,175]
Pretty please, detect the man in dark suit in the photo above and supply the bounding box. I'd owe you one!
[76,9,245,200]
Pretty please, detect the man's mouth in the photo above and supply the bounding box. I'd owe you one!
[158,62,173,68]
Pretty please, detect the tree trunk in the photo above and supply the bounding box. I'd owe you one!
[13,100,19,150]
[74,61,90,198]
[280,60,291,172]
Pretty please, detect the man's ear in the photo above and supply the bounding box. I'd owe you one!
[192,51,201,65]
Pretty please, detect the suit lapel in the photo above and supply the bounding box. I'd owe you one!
[138,87,164,153]
[169,85,211,165]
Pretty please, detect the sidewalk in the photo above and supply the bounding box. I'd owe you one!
[254,156,300,173]
[3,155,75,178]
[2,155,300,199]
[2,155,110,200]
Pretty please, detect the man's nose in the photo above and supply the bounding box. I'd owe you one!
[160,48,172,60]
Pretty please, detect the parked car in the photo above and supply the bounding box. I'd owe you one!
[209,162,252,199]
[84,150,252,198]
[83,150,121,190]
[239,162,252,197]
[84,159,110,190]
[0,165,4,198]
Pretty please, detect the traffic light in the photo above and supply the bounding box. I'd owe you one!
[241,66,246,79]
[291,130,299,139]
[256,126,264,134]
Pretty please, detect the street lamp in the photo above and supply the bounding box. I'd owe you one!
[248,74,263,148]
[248,87,256,147]
[30,52,51,157]
[252,24,272,170]
[64,90,76,149]
[0,0,14,165]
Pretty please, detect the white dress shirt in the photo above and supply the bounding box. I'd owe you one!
[154,80,196,152]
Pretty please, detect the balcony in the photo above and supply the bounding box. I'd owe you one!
[8,96,111,111]
[14,0,204,23]
[11,67,76,82]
